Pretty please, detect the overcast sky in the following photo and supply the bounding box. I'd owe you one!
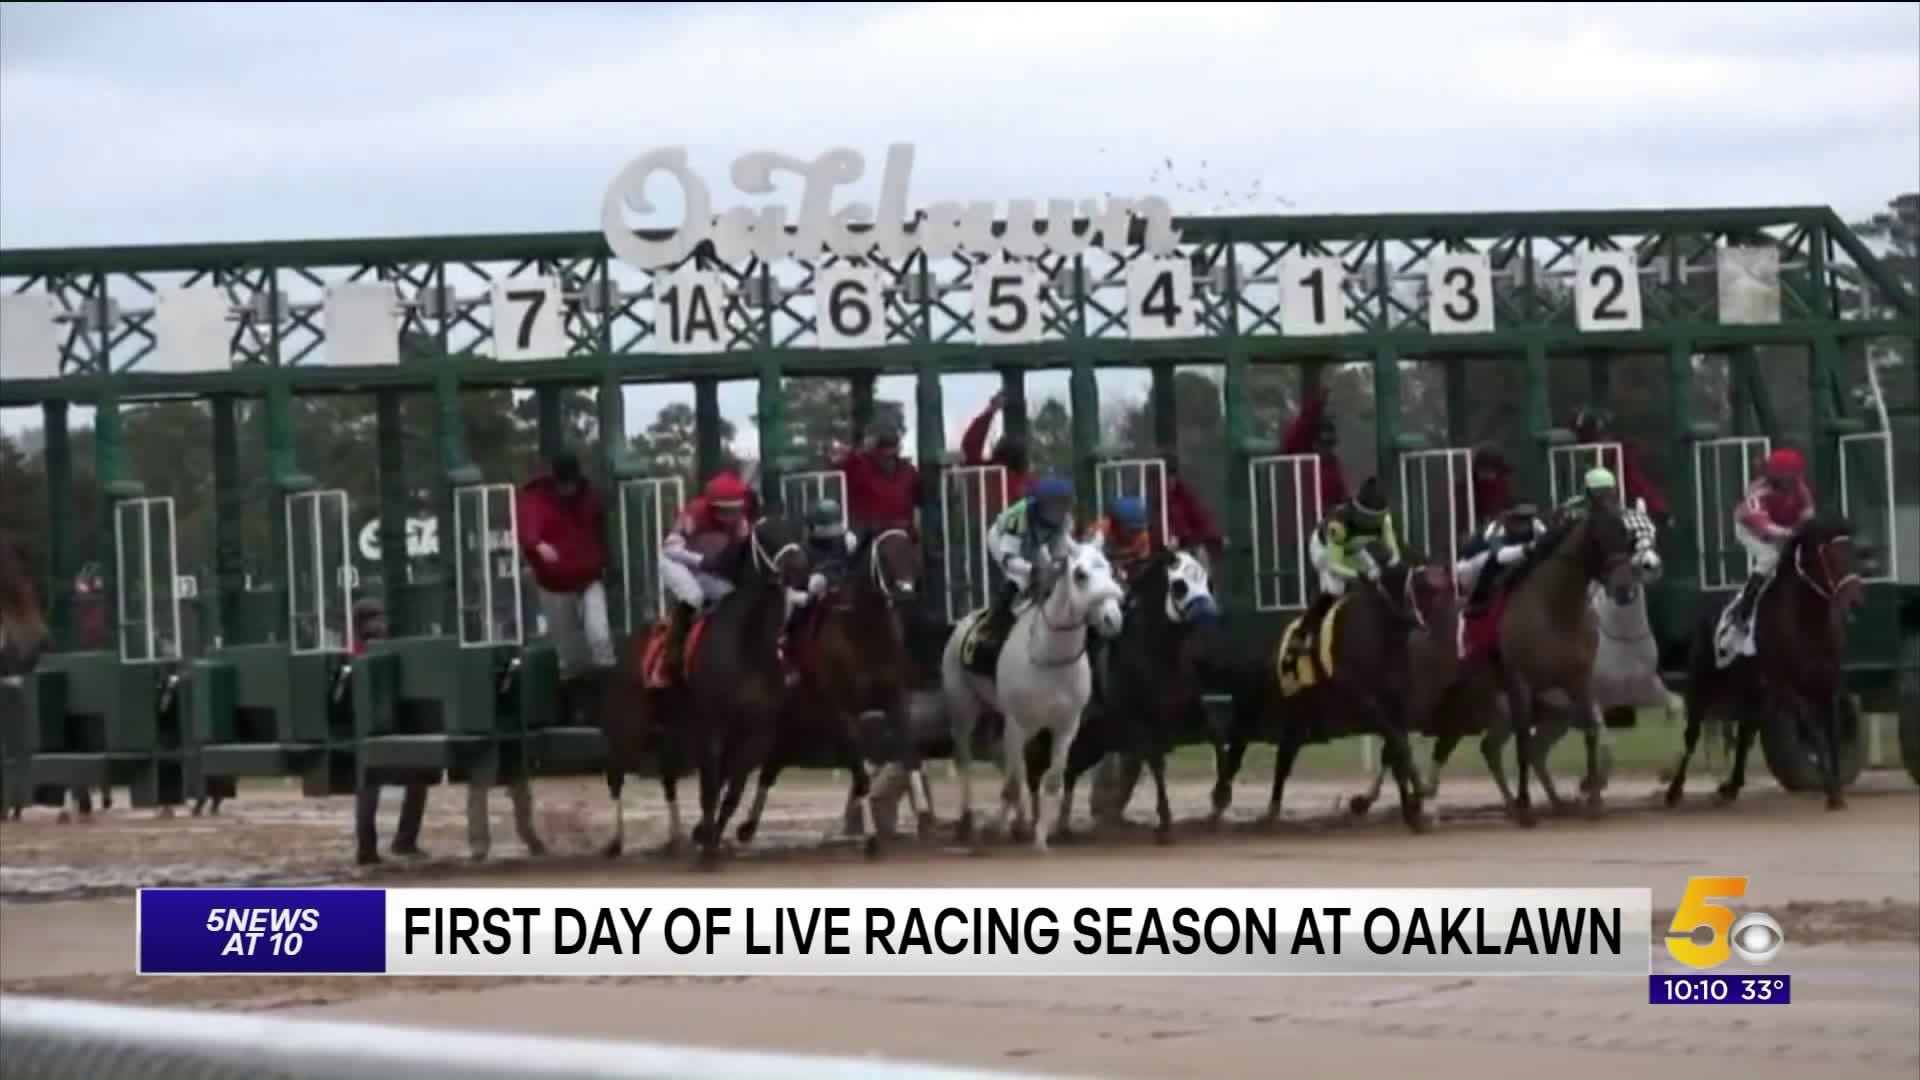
[3,1,1916,451]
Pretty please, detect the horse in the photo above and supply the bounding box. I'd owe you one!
[733,526,926,855]
[1209,550,1451,834]
[940,542,1125,853]
[1038,549,1220,844]
[1420,508,1639,825]
[1666,517,1863,811]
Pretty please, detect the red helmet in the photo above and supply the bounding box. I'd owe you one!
[703,472,749,510]
[1764,447,1805,475]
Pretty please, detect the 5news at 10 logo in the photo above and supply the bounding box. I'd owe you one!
[1649,877,1790,1006]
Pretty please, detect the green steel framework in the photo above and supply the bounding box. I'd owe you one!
[2,204,1917,805]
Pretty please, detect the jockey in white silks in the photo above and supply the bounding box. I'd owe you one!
[980,475,1078,645]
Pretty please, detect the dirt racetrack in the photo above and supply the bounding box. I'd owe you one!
[3,769,1918,1080]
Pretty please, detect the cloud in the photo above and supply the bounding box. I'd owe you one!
[2,1,1915,444]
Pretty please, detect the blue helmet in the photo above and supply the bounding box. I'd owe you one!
[1029,475,1072,525]
[1107,495,1148,530]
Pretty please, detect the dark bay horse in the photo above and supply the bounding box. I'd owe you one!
[734,527,924,856]
[1430,509,1639,825]
[1211,551,1451,833]
[1043,549,1220,843]
[1666,517,1863,811]
[594,516,810,868]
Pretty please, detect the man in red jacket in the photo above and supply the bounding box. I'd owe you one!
[1280,387,1348,515]
[1470,443,1515,529]
[1572,409,1670,524]
[516,449,613,685]
[958,391,1032,503]
[1163,455,1225,568]
[830,422,922,535]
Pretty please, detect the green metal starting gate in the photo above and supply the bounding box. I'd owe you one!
[3,184,1916,806]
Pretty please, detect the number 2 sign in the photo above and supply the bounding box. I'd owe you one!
[1575,251,1644,332]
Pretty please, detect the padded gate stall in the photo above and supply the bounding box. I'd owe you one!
[1397,446,1476,580]
[1247,453,1323,613]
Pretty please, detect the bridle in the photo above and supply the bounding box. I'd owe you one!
[863,528,916,608]
[1792,530,1861,603]
[1026,551,1119,669]
[749,518,802,583]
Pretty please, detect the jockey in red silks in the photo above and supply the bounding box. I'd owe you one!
[1725,447,1815,639]
[657,471,754,670]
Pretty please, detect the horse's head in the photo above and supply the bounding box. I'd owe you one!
[1053,543,1125,639]
[747,515,810,594]
[857,527,921,607]
[1133,549,1221,626]
[1370,549,1445,630]
[1570,508,1640,608]
[1786,517,1865,615]
[0,532,50,678]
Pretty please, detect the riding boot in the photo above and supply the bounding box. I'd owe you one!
[987,580,1020,643]
[1729,574,1763,629]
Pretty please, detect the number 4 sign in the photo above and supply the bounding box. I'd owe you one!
[490,278,568,361]
[1126,257,1198,341]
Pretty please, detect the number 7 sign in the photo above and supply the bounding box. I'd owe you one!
[491,278,568,361]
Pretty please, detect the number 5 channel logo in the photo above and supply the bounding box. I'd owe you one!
[1665,876,1785,970]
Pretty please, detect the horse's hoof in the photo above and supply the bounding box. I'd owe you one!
[1510,806,1537,828]
[55,810,70,825]
[1154,824,1174,846]
[735,822,758,845]
[1257,812,1282,832]
[1583,796,1604,820]
[524,839,548,857]
[355,849,381,867]
[391,845,429,860]
[1826,794,1846,812]
[691,823,712,847]
[191,805,204,817]
[696,848,726,872]
[602,839,623,859]
[468,850,490,864]
[1663,787,1683,809]
[158,806,175,820]
[1714,784,1739,805]
[1406,814,1432,836]
[1347,795,1374,817]
[864,834,883,859]
[915,811,938,838]
[210,804,222,816]
[954,813,974,844]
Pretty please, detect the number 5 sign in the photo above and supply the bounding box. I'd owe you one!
[491,278,567,361]
[815,264,887,350]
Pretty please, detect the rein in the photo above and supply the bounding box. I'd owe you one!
[1023,560,1111,670]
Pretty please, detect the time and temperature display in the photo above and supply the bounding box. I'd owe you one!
[1649,974,1791,1005]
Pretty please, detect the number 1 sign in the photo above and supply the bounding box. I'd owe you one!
[1278,256,1354,337]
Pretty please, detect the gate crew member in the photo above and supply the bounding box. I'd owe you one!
[1304,476,1399,627]
[657,471,754,675]
[1280,386,1348,512]
[1725,447,1815,644]
[1083,495,1154,585]
[1455,502,1547,616]
[1164,455,1226,568]
[981,474,1076,646]
[830,422,922,536]
[517,449,614,689]
[1470,443,1516,528]
[959,391,1033,503]
[1571,408,1670,525]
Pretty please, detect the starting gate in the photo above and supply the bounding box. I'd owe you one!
[1398,447,1476,571]
[113,496,183,664]
[1093,458,1171,546]
[1693,436,1771,591]
[453,483,523,648]
[285,489,352,655]
[781,468,848,530]
[1839,431,1899,584]
[940,464,1009,623]
[1248,453,1323,612]
[617,475,687,631]
[1547,441,1625,507]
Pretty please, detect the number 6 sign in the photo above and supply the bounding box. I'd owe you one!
[814,264,887,350]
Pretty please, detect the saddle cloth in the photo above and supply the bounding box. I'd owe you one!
[639,616,797,689]
[1711,572,1776,670]
[1275,597,1345,697]
[958,597,1036,677]
[1461,591,1509,664]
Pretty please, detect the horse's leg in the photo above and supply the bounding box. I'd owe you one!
[603,770,627,857]
[1504,673,1538,828]
[994,718,1028,842]
[1568,689,1606,817]
[1144,741,1175,845]
[1718,699,1764,804]
[1382,727,1428,834]
[1033,716,1079,855]
[393,783,429,857]
[1264,726,1306,826]
[1348,758,1390,818]
[1819,689,1847,812]
[946,690,981,846]
[1426,731,1461,800]
[1528,706,1571,814]
[1478,694,1518,817]
[735,756,782,846]
[1665,684,1708,807]
[1209,733,1248,828]
[693,731,723,862]
[709,719,773,866]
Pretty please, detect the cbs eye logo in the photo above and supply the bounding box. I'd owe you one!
[1665,876,1784,969]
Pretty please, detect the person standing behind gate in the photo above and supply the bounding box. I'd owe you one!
[1281,387,1349,512]
[1571,409,1669,525]
[1163,455,1225,569]
[1470,443,1516,527]
[959,391,1033,502]
[516,449,614,689]
[830,423,922,536]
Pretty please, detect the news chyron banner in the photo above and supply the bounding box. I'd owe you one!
[140,887,1655,977]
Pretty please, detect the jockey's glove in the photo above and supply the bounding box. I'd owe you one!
[807,573,828,598]
[1496,545,1527,566]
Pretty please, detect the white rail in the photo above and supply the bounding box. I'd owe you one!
[0,994,1088,1080]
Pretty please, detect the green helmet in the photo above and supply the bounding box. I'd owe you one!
[1584,466,1618,492]
[808,499,845,534]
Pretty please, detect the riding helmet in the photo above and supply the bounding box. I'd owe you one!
[808,500,845,535]
[703,472,749,510]
[1584,466,1618,492]
[1350,476,1389,517]
[1765,447,1805,475]
[1107,495,1148,530]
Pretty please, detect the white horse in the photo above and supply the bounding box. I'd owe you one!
[940,542,1125,853]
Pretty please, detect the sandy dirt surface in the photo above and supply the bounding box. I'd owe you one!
[3,770,1917,1080]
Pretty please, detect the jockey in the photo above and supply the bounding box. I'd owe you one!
[516,448,613,682]
[802,498,858,601]
[1305,475,1400,624]
[1083,494,1154,584]
[1456,502,1547,615]
[982,474,1076,643]
[1727,446,1815,635]
[657,470,754,671]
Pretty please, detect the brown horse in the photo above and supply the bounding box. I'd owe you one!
[1211,550,1452,833]
[1440,509,1639,825]
[734,527,924,856]
[593,515,810,868]
[1666,517,1863,811]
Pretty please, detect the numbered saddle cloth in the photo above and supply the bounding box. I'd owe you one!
[1461,591,1509,664]
[1274,598,1345,697]
[958,598,1031,678]
[1711,573,1776,671]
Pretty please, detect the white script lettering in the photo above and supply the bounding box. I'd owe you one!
[601,144,1180,270]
